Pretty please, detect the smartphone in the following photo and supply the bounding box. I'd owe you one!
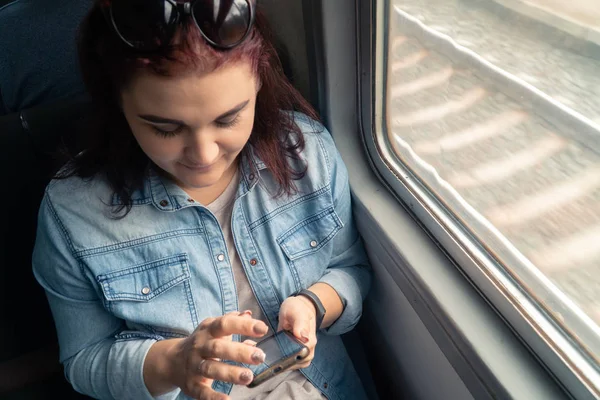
[246,330,310,388]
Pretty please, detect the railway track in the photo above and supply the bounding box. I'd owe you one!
[387,2,600,332]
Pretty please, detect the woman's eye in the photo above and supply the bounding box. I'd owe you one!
[215,115,241,129]
[151,125,184,137]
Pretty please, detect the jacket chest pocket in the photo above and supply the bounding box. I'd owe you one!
[277,207,343,287]
[96,254,197,335]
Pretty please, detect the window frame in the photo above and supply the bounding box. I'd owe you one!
[357,0,600,398]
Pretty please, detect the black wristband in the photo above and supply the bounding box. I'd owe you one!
[296,289,326,330]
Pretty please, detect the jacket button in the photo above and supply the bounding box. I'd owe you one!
[187,198,194,203]
[217,254,225,262]
[323,382,328,389]
[250,258,258,266]
[141,287,151,295]
[310,240,318,248]
[159,200,169,207]
[249,173,255,181]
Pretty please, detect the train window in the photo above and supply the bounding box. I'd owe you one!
[368,0,600,396]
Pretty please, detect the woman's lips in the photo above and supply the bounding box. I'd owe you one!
[180,161,214,171]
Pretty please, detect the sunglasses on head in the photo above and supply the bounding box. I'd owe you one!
[102,0,255,51]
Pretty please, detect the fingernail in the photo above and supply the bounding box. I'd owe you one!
[240,310,253,316]
[253,323,268,335]
[251,350,266,363]
[240,371,253,383]
[301,330,309,343]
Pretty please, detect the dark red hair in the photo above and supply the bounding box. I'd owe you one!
[61,0,320,215]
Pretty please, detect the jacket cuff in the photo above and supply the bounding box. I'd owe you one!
[108,339,181,400]
[317,269,364,336]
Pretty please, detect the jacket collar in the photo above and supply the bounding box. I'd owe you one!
[111,145,267,211]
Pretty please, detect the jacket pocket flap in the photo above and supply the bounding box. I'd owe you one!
[278,208,343,261]
[97,254,190,302]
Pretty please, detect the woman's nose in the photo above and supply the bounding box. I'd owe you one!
[185,133,219,166]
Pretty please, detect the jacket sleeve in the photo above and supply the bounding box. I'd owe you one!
[32,193,180,400]
[316,131,372,336]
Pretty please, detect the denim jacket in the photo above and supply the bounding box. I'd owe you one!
[32,114,372,400]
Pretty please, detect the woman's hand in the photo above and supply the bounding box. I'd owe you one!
[164,311,269,400]
[277,296,318,369]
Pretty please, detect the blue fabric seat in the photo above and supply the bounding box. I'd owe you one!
[0,99,90,398]
[0,0,91,115]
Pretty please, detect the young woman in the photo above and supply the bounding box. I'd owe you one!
[32,1,371,399]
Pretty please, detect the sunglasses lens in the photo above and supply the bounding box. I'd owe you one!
[193,0,251,48]
[110,0,178,50]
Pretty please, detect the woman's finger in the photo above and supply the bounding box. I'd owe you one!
[296,360,312,369]
[206,314,268,338]
[290,315,311,344]
[290,328,317,371]
[277,314,293,332]
[200,338,266,365]
[225,311,242,316]
[196,359,255,386]
[289,353,314,371]
[292,345,316,370]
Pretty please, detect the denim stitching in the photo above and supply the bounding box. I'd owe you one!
[239,206,282,306]
[289,259,302,292]
[114,332,165,342]
[131,198,151,205]
[76,258,88,278]
[248,186,329,231]
[277,208,342,261]
[184,280,199,327]
[97,254,188,280]
[45,194,76,254]
[139,324,188,339]
[277,207,336,243]
[315,133,332,180]
[75,228,203,258]
[112,192,151,206]
[97,255,190,301]
[46,195,93,282]
[199,212,227,314]
[100,271,189,301]
[282,221,341,260]
[152,329,188,339]
[156,176,176,209]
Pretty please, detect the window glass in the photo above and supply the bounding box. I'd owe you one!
[383,0,600,377]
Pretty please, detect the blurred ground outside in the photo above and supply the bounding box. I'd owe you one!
[392,0,600,328]
[492,0,600,45]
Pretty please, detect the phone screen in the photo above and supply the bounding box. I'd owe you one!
[246,330,309,388]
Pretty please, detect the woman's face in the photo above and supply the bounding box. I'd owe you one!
[121,61,258,200]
